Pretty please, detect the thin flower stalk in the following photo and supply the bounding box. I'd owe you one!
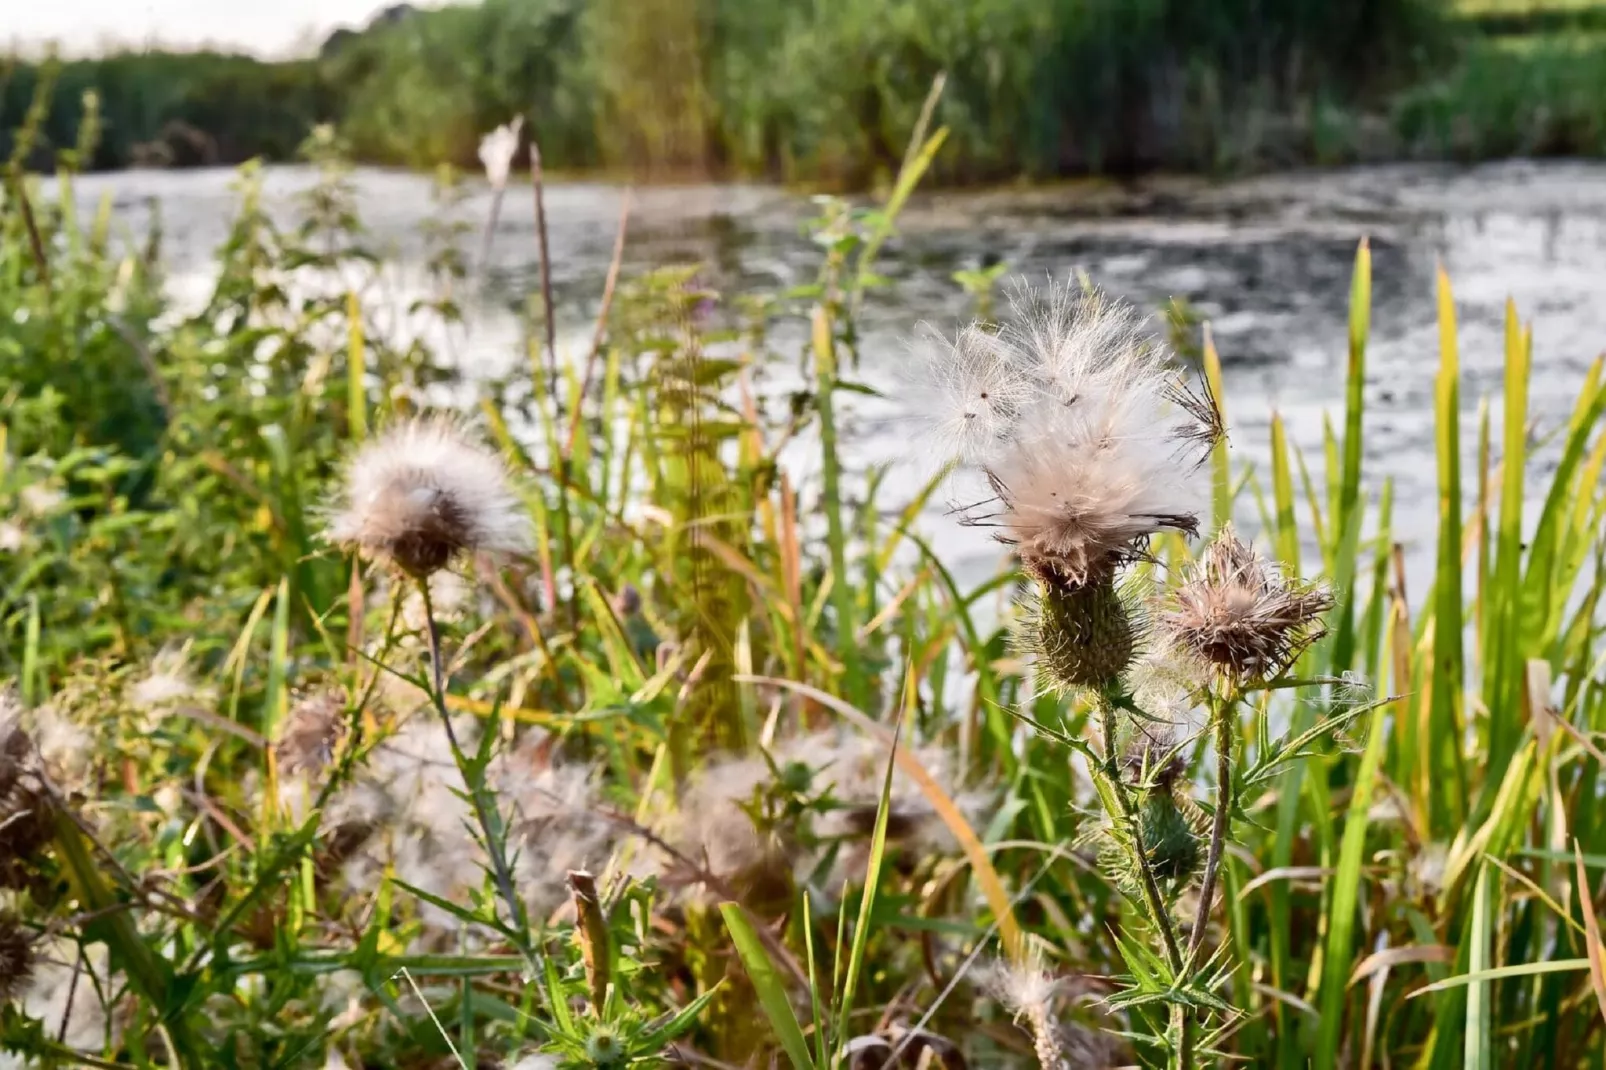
[1188,694,1235,966]
[417,577,540,971]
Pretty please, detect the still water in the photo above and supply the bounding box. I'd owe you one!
[68,162,1606,590]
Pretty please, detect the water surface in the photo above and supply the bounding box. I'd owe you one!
[70,162,1606,590]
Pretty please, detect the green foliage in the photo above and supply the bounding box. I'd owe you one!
[1,0,1450,181]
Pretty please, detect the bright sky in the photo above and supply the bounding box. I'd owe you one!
[5,0,406,57]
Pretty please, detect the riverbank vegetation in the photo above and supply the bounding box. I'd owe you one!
[7,0,1606,184]
[3,99,1606,1069]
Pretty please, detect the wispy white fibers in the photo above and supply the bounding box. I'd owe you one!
[921,280,1219,588]
[326,417,530,578]
[478,118,524,191]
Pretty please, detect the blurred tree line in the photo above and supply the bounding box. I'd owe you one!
[2,0,1448,182]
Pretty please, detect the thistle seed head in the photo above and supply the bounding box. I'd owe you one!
[982,950,1068,1070]
[129,646,211,713]
[276,688,348,776]
[925,281,1213,586]
[1162,525,1334,682]
[0,913,35,1003]
[326,418,530,577]
[478,117,524,191]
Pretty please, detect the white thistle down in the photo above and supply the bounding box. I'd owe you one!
[925,281,1220,588]
[129,647,209,711]
[325,418,530,577]
[478,117,524,191]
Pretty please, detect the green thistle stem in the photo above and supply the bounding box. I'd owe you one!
[1099,698,1191,1070]
[1189,695,1236,964]
[419,577,540,974]
[1098,703,1185,972]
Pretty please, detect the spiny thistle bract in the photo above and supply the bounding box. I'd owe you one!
[326,418,530,577]
[1019,578,1140,692]
[1161,524,1334,682]
[0,913,34,1003]
[1140,793,1203,886]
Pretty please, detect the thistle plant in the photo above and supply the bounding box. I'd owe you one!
[927,281,1332,1068]
[326,415,538,963]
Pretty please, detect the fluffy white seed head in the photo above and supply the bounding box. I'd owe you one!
[326,418,530,577]
[924,280,1218,587]
[478,117,524,191]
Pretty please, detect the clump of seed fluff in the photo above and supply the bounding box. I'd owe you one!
[326,417,531,577]
[925,280,1221,692]
[1160,524,1333,683]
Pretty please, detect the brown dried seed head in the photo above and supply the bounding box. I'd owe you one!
[1162,526,1333,681]
[277,688,348,776]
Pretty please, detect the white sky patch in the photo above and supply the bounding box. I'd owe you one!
[3,1,457,58]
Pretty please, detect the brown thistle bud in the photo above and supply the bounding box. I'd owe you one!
[1161,525,1333,682]
[0,912,35,1003]
[1025,577,1137,692]
[568,869,611,1010]
[0,705,50,892]
[1121,731,1187,795]
[276,688,348,776]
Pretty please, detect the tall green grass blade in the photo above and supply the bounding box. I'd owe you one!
[721,904,817,1070]
[813,307,866,710]
[1463,862,1494,1070]
[834,679,906,1059]
[1430,266,1466,835]
[1486,300,1529,781]
[1313,660,1392,1070]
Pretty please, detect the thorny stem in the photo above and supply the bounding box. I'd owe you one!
[1098,702,1184,973]
[418,577,540,974]
[1189,695,1236,964]
[1097,700,1191,1070]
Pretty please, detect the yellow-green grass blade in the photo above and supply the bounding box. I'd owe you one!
[1430,266,1466,835]
[1314,612,1394,1070]
[720,903,817,1070]
[1485,300,1529,780]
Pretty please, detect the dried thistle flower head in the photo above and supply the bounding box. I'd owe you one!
[326,418,530,577]
[1162,525,1334,682]
[0,913,35,1003]
[1121,727,1188,795]
[926,282,1217,589]
[277,688,348,776]
[0,694,50,892]
[478,117,524,190]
